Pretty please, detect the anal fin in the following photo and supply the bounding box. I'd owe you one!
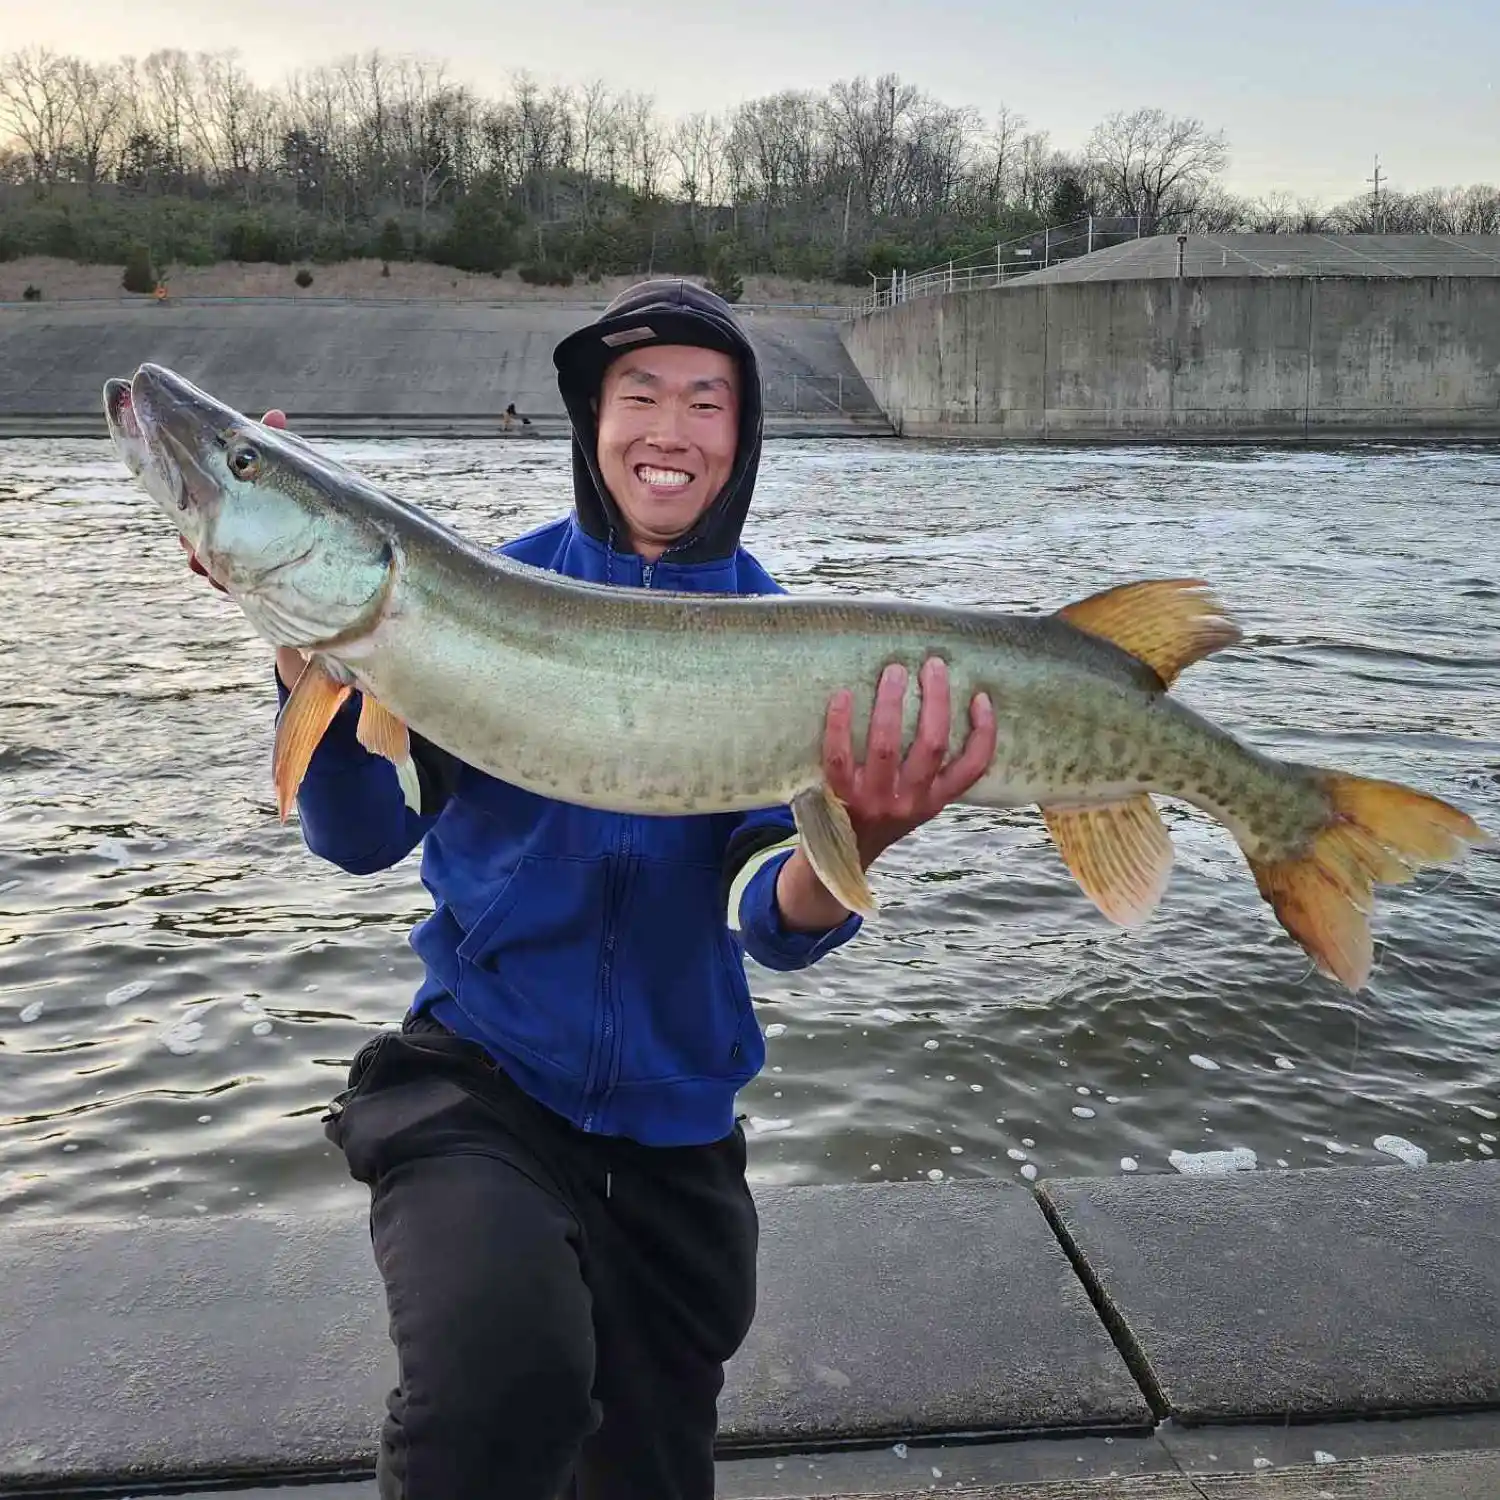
[357,696,422,815]
[272,658,351,821]
[1041,793,1174,927]
[1057,579,1241,686]
[791,784,876,917]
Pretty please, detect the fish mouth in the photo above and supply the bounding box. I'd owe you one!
[103,371,201,529]
[102,377,146,474]
[127,363,242,532]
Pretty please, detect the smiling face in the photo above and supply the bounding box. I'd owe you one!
[593,343,741,560]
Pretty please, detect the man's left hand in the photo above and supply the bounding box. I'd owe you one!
[824,657,997,867]
[773,657,998,934]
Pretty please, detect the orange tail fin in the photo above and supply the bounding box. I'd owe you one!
[1247,772,1491,991]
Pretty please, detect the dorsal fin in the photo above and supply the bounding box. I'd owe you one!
[1056,579,1242,686]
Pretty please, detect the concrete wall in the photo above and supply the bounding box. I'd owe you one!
[842,276,1500,441]
[0,300,889,437]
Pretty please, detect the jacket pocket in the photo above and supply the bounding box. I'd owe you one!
[454,853,612,1081]
[612,855,759,1086]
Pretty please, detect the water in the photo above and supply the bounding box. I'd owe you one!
[2,437,1497,1221]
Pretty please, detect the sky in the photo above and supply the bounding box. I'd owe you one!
[6,0,1497,202]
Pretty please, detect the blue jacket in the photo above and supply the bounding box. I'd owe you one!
[282,513,863,1146]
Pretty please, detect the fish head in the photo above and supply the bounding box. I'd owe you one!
[113,363,400,654]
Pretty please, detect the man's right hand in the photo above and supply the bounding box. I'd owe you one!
[177,407,304,686]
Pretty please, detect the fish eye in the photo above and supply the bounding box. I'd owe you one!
[228,444,261,479]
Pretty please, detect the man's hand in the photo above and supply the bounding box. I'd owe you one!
[176,408,302,686]
[775,657,996,932]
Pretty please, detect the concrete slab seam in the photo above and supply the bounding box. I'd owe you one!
[1031,1186,1169,1421]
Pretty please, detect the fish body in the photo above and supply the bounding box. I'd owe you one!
[103,363,1489,991]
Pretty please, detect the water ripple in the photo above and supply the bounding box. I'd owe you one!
[1,435,1497,1217]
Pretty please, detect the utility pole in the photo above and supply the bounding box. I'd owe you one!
[1367,155,1385,232]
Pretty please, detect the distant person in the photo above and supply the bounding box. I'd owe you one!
[502,400,532,429]
[182,278,995,1499]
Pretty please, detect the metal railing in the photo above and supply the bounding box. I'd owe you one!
[759,374,883,415]
[849,214,1143,316]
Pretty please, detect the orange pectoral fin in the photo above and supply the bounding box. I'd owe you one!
[271,658,352,821]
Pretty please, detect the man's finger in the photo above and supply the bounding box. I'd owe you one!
[902,656,952,789]
[862,663,907,799]
[931,692,997,804]
[822,689,856,798]
[262,408,288,429]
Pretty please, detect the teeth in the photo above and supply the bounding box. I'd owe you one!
[637,466,692,487]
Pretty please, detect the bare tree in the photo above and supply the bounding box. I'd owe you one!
[572,79,620,215]
[669,111,726,229]
[823,74,920,218]
[0,48,78,187]
[1085,108,1228,233]
[618,90,665,199]
[57,55,127,189]
[975,104,1027,206]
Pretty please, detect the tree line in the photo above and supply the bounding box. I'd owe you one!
[2,46,1497,288]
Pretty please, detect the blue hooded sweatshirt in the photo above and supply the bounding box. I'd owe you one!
[279,280,862,1146]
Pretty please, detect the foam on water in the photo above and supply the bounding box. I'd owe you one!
[1168,1147,1258,1175]
[1374,1135,1428,1166]
[162,1020,205,1056]
[105,980,153,1007]
[1188,1054,1221,1071]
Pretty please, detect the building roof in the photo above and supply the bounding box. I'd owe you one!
[1011,233,1500,283]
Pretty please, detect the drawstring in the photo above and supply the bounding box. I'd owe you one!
[606,1170,612,1199]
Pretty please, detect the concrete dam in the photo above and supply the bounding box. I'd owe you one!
[840,234,1500,442]
[0,297,890,438]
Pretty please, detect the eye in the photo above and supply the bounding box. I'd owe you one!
[228,445,260,479]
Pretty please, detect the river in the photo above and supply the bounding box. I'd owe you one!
[2,436,1496,1221]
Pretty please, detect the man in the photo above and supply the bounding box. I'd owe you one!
[186,279,995,1499]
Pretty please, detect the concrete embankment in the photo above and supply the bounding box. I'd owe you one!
[3,1162,1497,1498]
[0,299,891,439]
[841,275,1500,442]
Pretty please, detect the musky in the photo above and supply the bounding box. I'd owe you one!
[7,0,1496,203]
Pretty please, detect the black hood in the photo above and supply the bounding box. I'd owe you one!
[552,278,764,565]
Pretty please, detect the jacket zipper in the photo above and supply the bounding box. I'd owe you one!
[582,555,653,1131]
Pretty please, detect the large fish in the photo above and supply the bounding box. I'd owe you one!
[103,363,1489,992]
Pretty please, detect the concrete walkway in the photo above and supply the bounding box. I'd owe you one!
[2,1166,1497,1498]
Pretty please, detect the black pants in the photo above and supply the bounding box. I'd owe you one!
[324,1012,759,1500]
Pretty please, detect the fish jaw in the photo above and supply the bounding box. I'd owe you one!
[116,363,402,653]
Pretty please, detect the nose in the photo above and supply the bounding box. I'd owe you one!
[643,399,690,450]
